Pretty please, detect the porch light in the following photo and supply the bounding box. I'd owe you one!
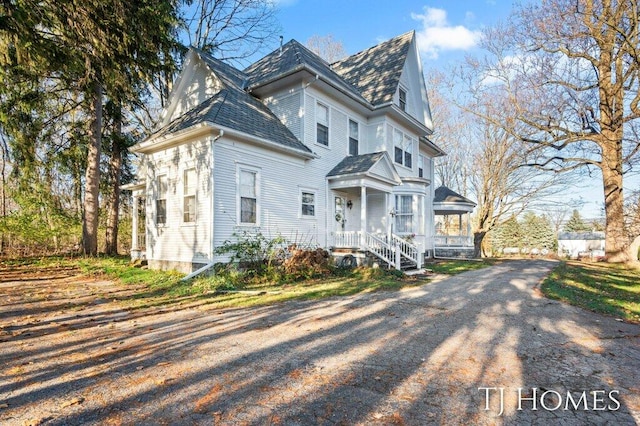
[347,199,353,209]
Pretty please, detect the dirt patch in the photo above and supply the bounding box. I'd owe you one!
[1,260,639,425]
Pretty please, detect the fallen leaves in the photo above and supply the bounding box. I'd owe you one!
[60,396,84,408]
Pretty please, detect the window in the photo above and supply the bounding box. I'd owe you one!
[395,195,413,233]
[393,129,413,168]
[394,129,403,164]
[239,168,258,224]
[399,88,407,111]
[316,103,329,146]
[418,154,427,178]
[301,190,315,217]
[348,119,359,156]
[403,135,413,168]
[183,168,196,223]
[156,175,167,225]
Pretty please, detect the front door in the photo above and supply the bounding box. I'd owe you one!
[334,196,346,231]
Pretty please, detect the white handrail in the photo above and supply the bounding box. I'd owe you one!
[362,232,394,267]
[391,233,421,269]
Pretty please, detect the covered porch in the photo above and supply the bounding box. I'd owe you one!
[433,186,476,257]
[326,152,423,270]
[121,181,147,261]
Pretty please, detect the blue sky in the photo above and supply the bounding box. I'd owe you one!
[274,0,511,70]
[272,0,634,218]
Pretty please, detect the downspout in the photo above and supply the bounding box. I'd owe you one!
[183,129,224,281]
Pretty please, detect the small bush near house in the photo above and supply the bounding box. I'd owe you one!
[214,232,332,286]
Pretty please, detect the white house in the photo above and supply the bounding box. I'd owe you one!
[124,31,472,273]
[557,232,606,259]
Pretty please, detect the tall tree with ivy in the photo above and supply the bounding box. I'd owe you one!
[1,0,178,255]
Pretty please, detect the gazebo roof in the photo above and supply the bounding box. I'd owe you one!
[434,186,476,215]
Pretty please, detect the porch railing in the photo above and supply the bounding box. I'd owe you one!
[433,235,473,247]
[332,231,421,270]
[390,233,422,269]
[332,231,361,248]
[136,233,146,250]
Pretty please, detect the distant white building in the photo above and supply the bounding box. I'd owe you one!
[557,232,605,259]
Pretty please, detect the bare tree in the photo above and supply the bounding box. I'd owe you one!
[428,71,563,257]
[427,71,473,192]
[468,118,563,257]
[306,34,348,63]
[464,0,640,263]
[183,0,281,63]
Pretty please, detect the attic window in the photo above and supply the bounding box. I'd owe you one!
[398,88,407,111]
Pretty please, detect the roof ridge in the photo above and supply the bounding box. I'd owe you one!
[333,31,414,67]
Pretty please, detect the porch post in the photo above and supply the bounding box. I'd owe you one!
[130,195,140,259]
[361,186,367,238]
[459,213,463,236]
[467,212,472,244]
[386,192,392,243]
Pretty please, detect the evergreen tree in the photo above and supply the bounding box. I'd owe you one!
[521,211,556,251]
[563,209,591,233]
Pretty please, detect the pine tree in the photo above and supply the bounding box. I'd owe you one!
[563,209,591,233]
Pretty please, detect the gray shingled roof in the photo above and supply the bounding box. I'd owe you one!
[331,31,413,106]
[558,232,605,240]
[151,88,312,154]
[148,52,312,154]
[327,152,387,177]
[244,40,368,104]
[194,48,247,89]
[434,186,476,205]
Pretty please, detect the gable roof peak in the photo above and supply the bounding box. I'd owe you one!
[331,31,415,106]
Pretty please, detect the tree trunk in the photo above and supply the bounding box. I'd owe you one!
[626,235,640,265]
[473,231,486,258]
[105,108,122,255]
[601,141,627,262]
[82,81,103,256]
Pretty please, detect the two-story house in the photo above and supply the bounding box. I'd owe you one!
[125,31,455,273]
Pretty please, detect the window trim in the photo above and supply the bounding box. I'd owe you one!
[395,194,414,234]
[299,187,317,219]
[348,118,359,156]
[398,87,407,111]
[236,164,261,226]
[155,174,168,227]
[392,128,414,170]
[183,168,197,224]
[315,102,329,147]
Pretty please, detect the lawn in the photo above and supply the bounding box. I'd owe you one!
[427,258,498,275]
[0,255,496,310]
[541,261,640,323]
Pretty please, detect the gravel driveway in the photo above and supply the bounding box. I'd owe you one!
[1,260,639,425]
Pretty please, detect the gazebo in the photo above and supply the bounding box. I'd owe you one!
[433,186,476,257]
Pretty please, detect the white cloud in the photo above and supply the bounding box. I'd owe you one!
[411,7,482,59]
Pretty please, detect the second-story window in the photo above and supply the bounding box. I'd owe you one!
[393,129,413,168]
[316,103,329,146]
[399,88,407,111]
[403,135,413,168]
[348,119,359,156]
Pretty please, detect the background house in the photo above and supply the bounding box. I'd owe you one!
[558,232,606,259]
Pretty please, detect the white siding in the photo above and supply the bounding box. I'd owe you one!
[143,138,213,263]
[165,57,221,124]
[264,90,303,140]
[213,137,324,260]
